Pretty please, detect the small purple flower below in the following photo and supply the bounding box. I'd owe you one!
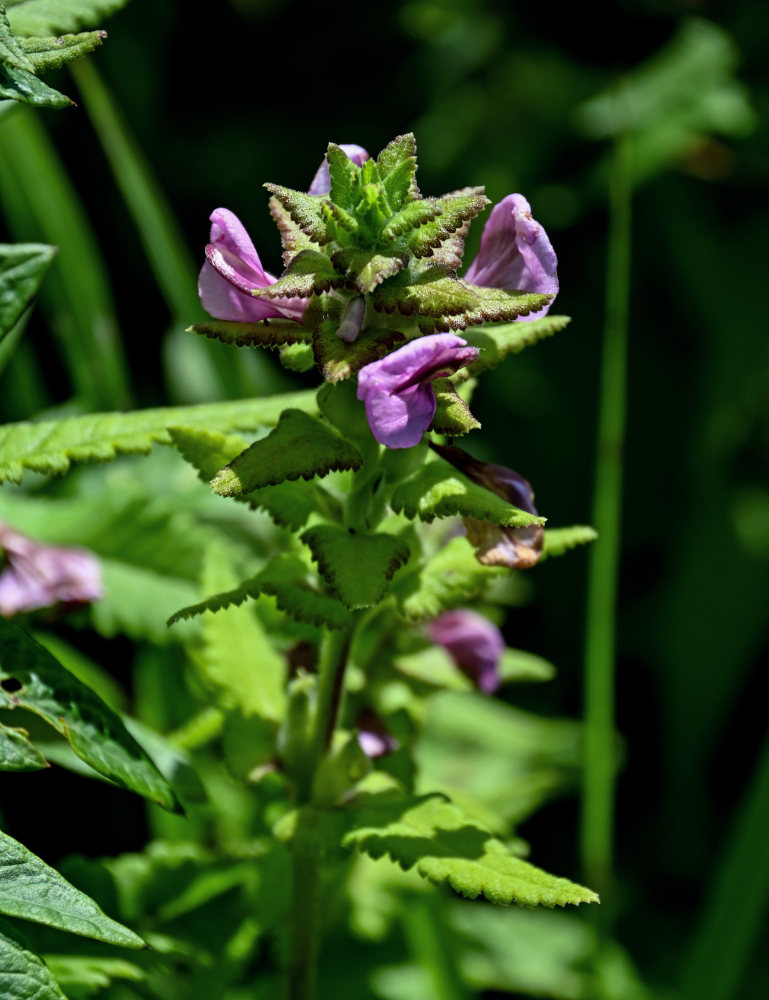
[357,334,479,449]
[428,608,504,694]
[308,144,370,196]
[464,193,558,321]
[356,708,399,758]
[0,523,102,617]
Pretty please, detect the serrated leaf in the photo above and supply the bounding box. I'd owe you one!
[189,317,310,349]
[169,555,351,630]
[0,721,47,771]
[376,132,418,210]
[251,270,316,300]
[211,409,362,496]
[419,285,554,333]
[196,547,285,722]
[264,184,328,244]
[430,378,480,436]
[463,315,571,372]
[279,341,315,372]
[329,248,405,294]
[0,60,71,106]
[269,194,322,266]
[393,535,501,621]
[0,829,144,946]
[406,193,489,259]
[301,525,410,610]
[381,200,442,242]
[19,29,105,70]
[282,248,345,295]
[312,323,405,383]
[0,389,317,484]
[0,4,35,70]
[542,525,598,559]
[373,272,479,319]
[167,424,248,481]
[0,921,67,1000]
[391,457,545,527]
[0,619,178,808]
[327,142,361,209]
[344,789,598,907]
[5,0,129,36]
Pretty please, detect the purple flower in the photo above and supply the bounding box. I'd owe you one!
[432,444,544,568]
[356,708,399,758]
[308,143,370,196]
[0,523,102,617]
[357,334,479,449]
[427,609,504,694]
[199,145,369,325]
[464,194,558,320]
[199,208,306,323]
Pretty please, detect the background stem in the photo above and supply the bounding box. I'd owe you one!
[581,131,632,898]
[286,850,321,1000]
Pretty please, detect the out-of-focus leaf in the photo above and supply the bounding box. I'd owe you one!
[0,619,178,809]
[0,830,144,946]
[463,315,571,373]
[0,243,56,341]
[542,525,598,559]
[0,389,318,484]
[0,720,47,770]
[43,956,144,994]
[5,0,130,36]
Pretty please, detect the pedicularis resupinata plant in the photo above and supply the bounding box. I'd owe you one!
[0,103,599,997]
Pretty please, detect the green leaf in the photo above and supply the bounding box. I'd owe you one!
[373,273,479,319]
[5,0,129,36]
[0,721,47,771]
[19,29,105,70]
[391,457,545,527]
[327,142,361,209]
[0,921,67,1000]
[251,270,317,301]
[499,649,556,683]
[430,378,481,436]
[0,389,318,484]
[269,194,321,266]
[195,548,285,722]
[376,133,418,211]
[329,248,405,294]
[0,4,35,70]
[211,409,362,496]
[431,285,554,332]
[264,183,328,244]
[169,555,351,631]
[301,525,410,610]
[0,244,54,341]
[0,619,178,809]
[283,248,345,292]
[279,340,315,372]
[405,192,489,258]
[393,536,501,621]
[42,956,144,992]
[166,424,247,481]
[0,829,144,946]
[542,525,598,559]
[0,60,71,107]
[381,200,442,242]
[313,322,405,383]
[344,787,598,907]
[189,317,310,349]
[463,315,572,372]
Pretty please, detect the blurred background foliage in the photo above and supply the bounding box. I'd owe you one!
[1,0,768,996]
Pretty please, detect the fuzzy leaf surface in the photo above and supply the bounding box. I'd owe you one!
[301,526,410,610]
[542,525,598,559]
[0,922,66,1000]
[376,133,418,210]
[189,318,310,349]
[0,830,144,946]
[0,4,34,69]
[393,536,501,621]
[432,286,553,332]
[430,378,480,436]
[264,184,328,244]
[406,193,489,258]
[464,315,571,372]
[0,390,317,484]
[0,61,70,105]
[344,788,598,907]
[0,244,55,341]
[0,722,47,771]
[0,619,177,808]
[391,458,545,527]
[313,323,404,383]
[211,409,362,496]
[5,0,129,35]
[19,29,105,69]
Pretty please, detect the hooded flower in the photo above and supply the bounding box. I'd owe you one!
[428,608,504,694]
[432,444,544,568]
[357,334,479,449]
[0,523,102,617]
[464,193,558,320]
[199,144,369,324]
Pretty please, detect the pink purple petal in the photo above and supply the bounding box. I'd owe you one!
[428,608,504,694]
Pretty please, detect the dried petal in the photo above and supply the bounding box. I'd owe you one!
[428,608,504,694]
[357,334,478,449]
[464,194,558,320]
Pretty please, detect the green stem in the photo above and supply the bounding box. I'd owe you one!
[309,625,355,766]
[286,850,322,1000]
[581,131,632,898]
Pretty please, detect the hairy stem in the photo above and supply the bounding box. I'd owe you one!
[581,131,632,898]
